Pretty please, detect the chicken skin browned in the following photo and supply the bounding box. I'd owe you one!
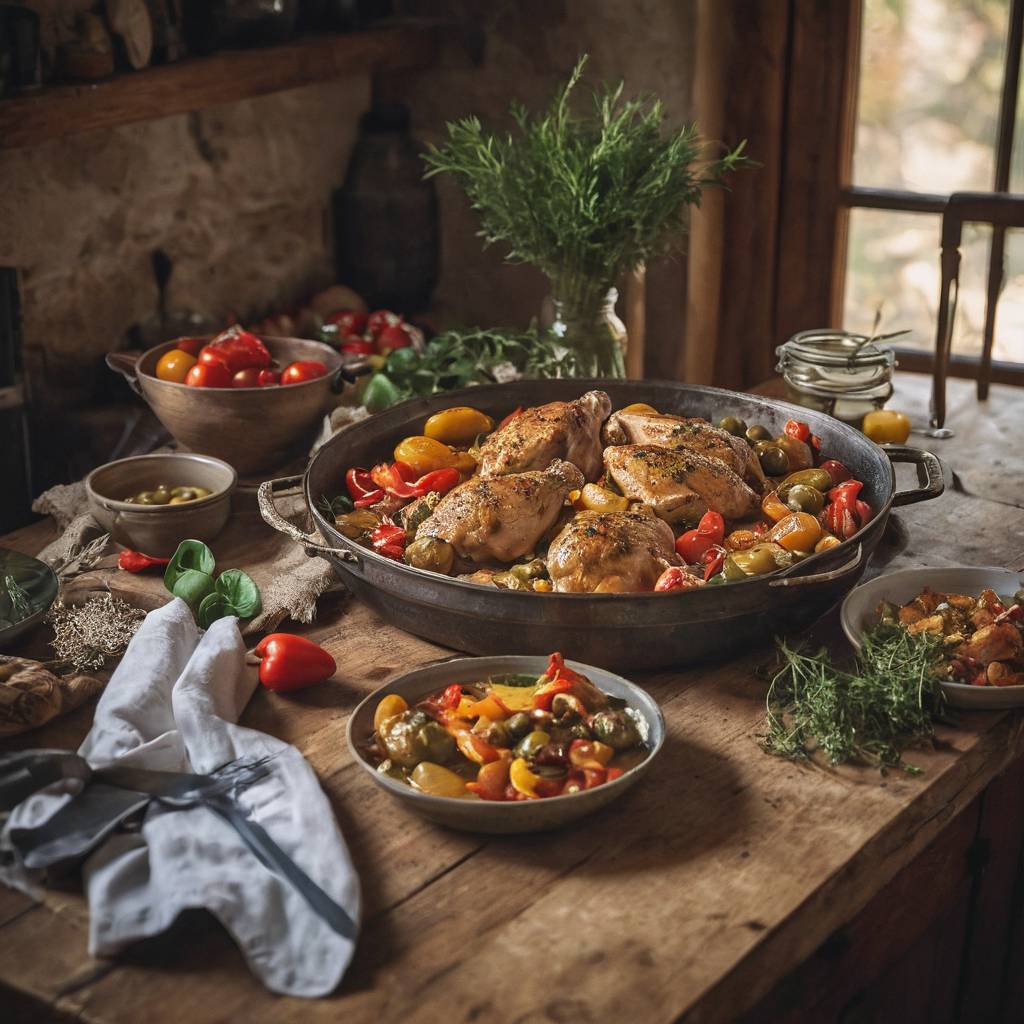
[546,506,680,593]
[603,410,765,487]
[603,444,760,523]
[477,390,612,480]
[418,459,584,565]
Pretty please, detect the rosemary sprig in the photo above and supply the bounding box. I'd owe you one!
[423,55,751,287]
[3,575,31,624]
[763,627,947,774]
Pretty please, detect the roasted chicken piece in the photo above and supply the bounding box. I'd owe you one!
[546,506,680,593]
[418,459,584,565]
[477,390,612,480]
[603,410,765,487]
[955,622,1023,665]
[603,444,760,523]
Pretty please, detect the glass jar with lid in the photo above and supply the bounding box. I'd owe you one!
[776,330,896,425]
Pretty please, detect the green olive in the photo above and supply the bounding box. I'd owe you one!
[334,509,380,540]
[171,487,198,500]
[514,729,550,760]
[510,558,548,582]
[505,712,532,741]
[746,424,772,444]
[492,570,531,591]
[168,496,192,505]
[780,468,833,493]
[718,415,748,437]
[149,488,171,505]
[755,442,789,476]
[723,542,794,579]
[781,483,824,514]
[591,709,641,751]
[192,487,211,498]
[404,536,455,575]
[134,491,157,505]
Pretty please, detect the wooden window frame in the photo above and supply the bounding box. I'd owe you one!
[829,0,1024,388]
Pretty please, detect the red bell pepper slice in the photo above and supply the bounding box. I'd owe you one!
[370,523,406,558]
[825,480,872,539]
[702,545,726,581]
[346,467,378,500]
[439,684,463,709]
[533,677,574,711]
[353,490,385,509]
[411,467,460,497]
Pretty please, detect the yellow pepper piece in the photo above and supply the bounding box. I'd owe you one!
[463,694,509,721]
[487,682,539,711]
[451,450,478,475]
[768,512,822,552]
[620,402,658,415]
[815,534,842,552]
[568,740,615,768]
[509,757,541,798]
[578,483,629,514]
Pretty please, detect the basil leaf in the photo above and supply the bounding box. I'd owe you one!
[197,592,231,629]
[214,568,262,619]
[164,540,215,593]
[171,568,215,611]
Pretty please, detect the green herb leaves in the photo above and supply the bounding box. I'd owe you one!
[164,540,262,629]
[423,54,751,287]
[763,627,947,774]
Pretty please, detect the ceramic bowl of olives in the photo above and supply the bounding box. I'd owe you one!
[85,453,236,557]
[347,655,665,834]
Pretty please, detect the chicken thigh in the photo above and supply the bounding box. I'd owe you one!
[603,444,760,523]
[418,459,584,565]
[603,410,764,487]
[477,390,612,480]
[546,506,680,593]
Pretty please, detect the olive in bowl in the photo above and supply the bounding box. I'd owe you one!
[85,453,236,557]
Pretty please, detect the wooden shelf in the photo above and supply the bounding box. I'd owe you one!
[0,26,438,150]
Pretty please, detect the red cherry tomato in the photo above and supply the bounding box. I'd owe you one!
[280,360,329,385]
[257,368,280,387]
[376,324,413,353]
[340,339,375,356]
[231,367,261,387]
[367,310,402,338]
[185,360,232,388]
[174,337,204,356]
[675,511,726,563]
[326,310,369,335]
[197,345,232,370]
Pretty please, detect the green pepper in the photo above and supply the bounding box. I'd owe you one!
[362,373,402,413]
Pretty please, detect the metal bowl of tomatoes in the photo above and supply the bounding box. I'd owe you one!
[107,330,345,476]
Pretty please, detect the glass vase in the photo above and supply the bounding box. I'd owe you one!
[545,277,627,378]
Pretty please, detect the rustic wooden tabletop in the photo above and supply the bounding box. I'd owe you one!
[1,373,1023,1023]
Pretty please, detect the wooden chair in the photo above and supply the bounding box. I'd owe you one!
[931,191,1024,430]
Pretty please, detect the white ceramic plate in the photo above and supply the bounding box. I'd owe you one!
[840,566,1024,709]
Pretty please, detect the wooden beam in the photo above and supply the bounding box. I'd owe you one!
[0,27,439,150]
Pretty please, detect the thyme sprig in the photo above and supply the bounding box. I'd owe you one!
[423,55,751,287]
[764,627,947,774]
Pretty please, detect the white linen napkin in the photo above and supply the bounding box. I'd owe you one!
[2,598,360,997]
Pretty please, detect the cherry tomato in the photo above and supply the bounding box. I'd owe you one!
[257,368,280,387]
[326,309,369,335]
[340,339,375,356]
[231,367,261,387]
[367,310,402,338]
[675,511,725,563]
[155,349,197,383]
[173,337,204,356]
[280,360,329,385]
[197,345,233,370]
[376,324,414,353]
[185,360,232,388]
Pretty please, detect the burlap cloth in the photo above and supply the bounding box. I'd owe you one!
[31,406,370,637]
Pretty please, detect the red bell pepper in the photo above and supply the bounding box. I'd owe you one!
[411,467,460,497]
[345,467,378,501]
[825,479,872,539]
[784,418,821,450]
[254,633,336,692]
[118,549,170,573]
[204,327,272,373]
[702,545,726,581]
[370,523,407,560]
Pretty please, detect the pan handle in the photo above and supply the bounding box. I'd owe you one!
[257,476,360,563]
[106,351,143,396]
[769,544,863,588]
[883,445,946,507]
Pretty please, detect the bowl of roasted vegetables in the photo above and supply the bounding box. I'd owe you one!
[841,567,1024,708]
[347,653,664,833]
[323,391,887,593]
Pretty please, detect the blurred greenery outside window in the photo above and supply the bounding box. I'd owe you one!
[843,0,1024,370]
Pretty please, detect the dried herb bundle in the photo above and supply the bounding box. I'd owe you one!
[47,593,146,671]
[764,627,947,774]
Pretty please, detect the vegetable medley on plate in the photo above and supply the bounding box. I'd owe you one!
[365,654,648,800]
[322,390,876,593]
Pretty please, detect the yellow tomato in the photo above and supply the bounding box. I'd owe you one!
[155,348,197,383]
[578,483,629,513]
[373,693,408,732]
[423,407,494,446]
[620,402,658,415]
[862,409,911,444]
[410,762,471,798]
[394,436,457,475]
[769,512,822,552]
[815,534,842,552]
[762,490,791,523]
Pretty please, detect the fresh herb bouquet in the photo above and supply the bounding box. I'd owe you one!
[423,55,750,377]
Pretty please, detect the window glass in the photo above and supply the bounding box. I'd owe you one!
[853,0,1009,194]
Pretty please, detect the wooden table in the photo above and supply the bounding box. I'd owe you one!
[2,374,1023,1023]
